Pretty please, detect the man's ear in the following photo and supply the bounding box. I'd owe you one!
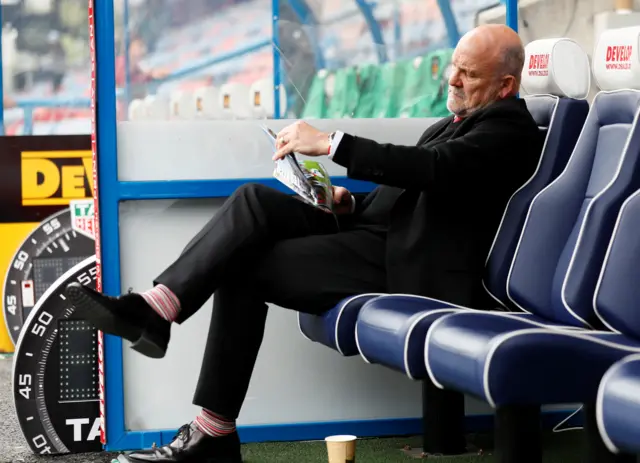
[499,75,518,98]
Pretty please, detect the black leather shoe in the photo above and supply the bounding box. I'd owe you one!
[64,283,171,358]
[126,423,243,462]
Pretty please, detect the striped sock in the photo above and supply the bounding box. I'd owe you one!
[194,409,237,437]
[140,284,181,322]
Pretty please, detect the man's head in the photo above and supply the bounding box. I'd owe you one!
[446,24,524,117]
[129,38,147,66]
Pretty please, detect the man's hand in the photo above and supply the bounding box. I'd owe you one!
[332,186,354,215]
[273,121,331,160]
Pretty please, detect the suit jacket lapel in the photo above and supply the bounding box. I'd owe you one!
[417,117,453,146]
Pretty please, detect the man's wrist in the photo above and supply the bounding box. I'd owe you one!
[328,131,345,159]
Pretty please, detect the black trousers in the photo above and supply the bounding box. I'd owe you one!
[154,183,388,419]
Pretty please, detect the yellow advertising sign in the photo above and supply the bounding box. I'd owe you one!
[0,136,93,353]
[21,150,94,206]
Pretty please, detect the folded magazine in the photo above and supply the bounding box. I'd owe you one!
[262,126,334,212]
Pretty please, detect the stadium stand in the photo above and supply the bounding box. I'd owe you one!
[4,0,494,133]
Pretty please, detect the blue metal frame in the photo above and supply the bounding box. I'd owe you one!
[92,0,574,453]
[505,0,519,32]
[94,0,376,451]
[354,0,388,63]
[436,0,461,48]
[12,0,462,133]
[272,0,282,119]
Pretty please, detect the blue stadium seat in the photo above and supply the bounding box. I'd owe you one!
[354,38,591,377]
[425,26,640,462]
[597,354,640,456]
[298,38,590,358]
[297,293,384,355]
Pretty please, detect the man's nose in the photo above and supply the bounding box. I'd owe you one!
[448,71,462,87]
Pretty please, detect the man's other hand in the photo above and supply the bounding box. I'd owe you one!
[332,186,354,215]
[273,121,330,160]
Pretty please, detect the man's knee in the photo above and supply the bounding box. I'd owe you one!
[233,182,287,204]
[234,182,270,197]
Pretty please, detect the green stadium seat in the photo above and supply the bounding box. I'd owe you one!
[301,69,330,119]
[352,63,380,119]
[325,67,359,119]
[399,49,453,118]
[370,61,407,119]
[300,48,453,120]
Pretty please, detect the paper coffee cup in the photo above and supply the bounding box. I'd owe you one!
[325,435,357,463]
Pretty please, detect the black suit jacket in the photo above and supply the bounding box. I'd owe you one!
[332,97,544,309]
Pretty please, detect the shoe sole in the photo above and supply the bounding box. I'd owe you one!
[125,455,244,463]
[124,453,243,462]
[65,283,167,359]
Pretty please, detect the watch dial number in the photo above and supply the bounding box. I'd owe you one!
[18,374,32,399]
[31,311,53,337]
[43,219,62,236]
[3,207,95,345]
[6,294,17,316]
[13,257,101,456]
[13,250,30,270]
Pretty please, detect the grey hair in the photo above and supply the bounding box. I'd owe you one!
[500,44,525,84]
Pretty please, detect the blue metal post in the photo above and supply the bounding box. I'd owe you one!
[354,0,388,63]
[272,0,282,118]
[91,0,376,451]
[505,0,519,32]
[436,0,461,48]
[94,0,126,449]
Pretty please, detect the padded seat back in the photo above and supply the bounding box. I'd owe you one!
[352,63,381,118]
[219,82,252,119]
[595,189,640,338]
[326,67,359,119]
[397,55,433,118]
[194,86,221,119]
[398,49,453,118]
[142,94,170,120]
[483,38,590,310]
[249,77,287,119]
[371,61,406,118]
[507,27,640,328]
[301,69,329,119]
[170,90,196,119]
[128,98,145,120]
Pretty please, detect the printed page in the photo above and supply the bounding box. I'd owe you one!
[261,126,317,206]
[298,160,334,211]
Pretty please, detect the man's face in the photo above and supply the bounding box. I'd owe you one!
[446,40,503,117]
[129,40,147,65]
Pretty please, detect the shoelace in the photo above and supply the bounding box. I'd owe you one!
[174,423,192,442]
[151,423,191,450]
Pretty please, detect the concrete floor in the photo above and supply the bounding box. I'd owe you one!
[0,355,120,463]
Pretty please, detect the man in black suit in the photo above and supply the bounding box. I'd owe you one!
[66,24,544,463]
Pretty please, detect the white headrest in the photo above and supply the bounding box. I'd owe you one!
[521,38,590,99]
[143,94,170,120]
[128,99,145,120]
[194,86,221,119]
[170,90,196,119]
[593,26,640,91]
[249,77,287,118]
[219,82,252,119]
